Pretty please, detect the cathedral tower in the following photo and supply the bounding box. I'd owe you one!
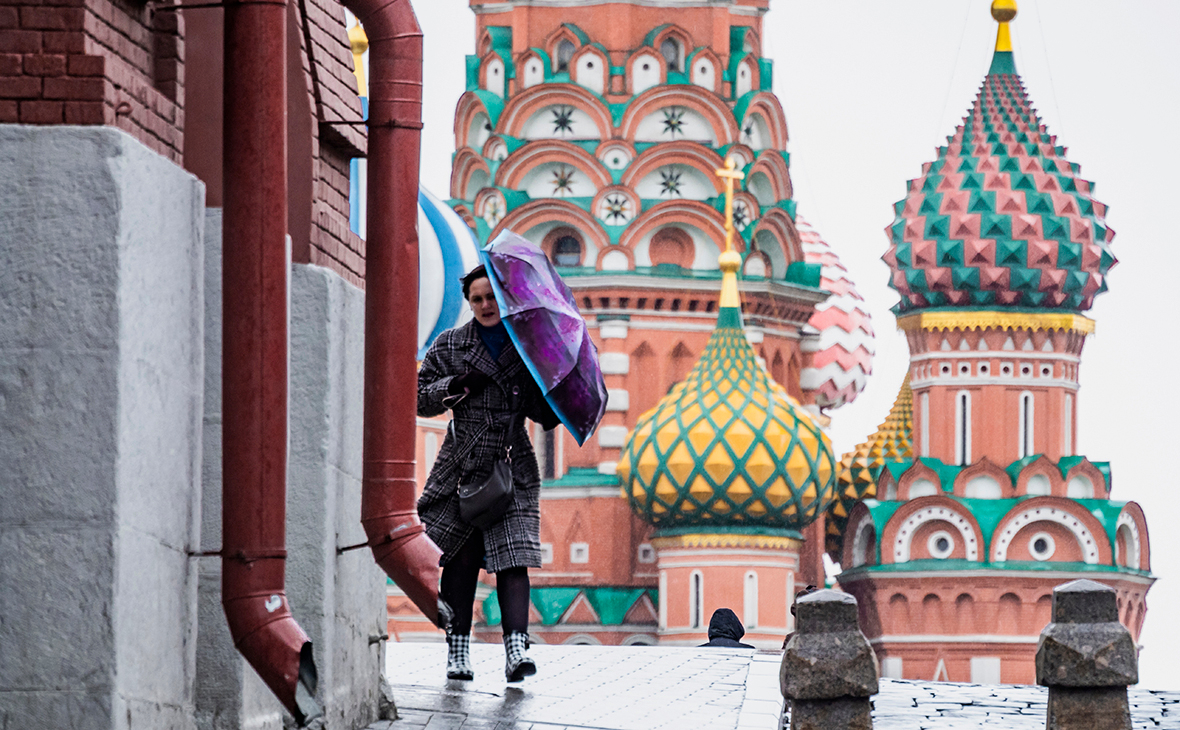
[420,0,873,645]
[836,1,1152,684]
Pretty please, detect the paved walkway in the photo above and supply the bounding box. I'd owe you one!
[368,643,1180,730]
[374,643,782,730]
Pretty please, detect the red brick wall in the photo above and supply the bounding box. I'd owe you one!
[292,0,366,287]
[0,0,184,162]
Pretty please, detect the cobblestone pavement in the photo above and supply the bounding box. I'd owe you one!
[864,678,1180,729]
[367,643,1180,730]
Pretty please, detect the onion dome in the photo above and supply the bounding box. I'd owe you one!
[883,0,1115,314]
[617,242,837,534]
[797,215,875,409]
[418,187,481,357]
[825,377,913,557]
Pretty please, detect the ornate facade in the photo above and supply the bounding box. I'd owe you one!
[834,1,1152,685]
[392,0,875,646]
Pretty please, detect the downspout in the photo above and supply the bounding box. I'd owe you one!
[345,0,450,628]
[221,0,321,722]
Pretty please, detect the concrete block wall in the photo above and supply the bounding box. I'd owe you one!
[195,213,386,729]
[288,264,386,730]
[0,125,204,729]
[195,208,285,730]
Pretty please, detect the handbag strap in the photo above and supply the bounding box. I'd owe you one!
[448,381,520,464]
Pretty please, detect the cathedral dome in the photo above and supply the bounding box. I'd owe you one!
[825,377,913,556]
[797,215,875,409]
[417,187,481,358]
[618,252,836,534]
[883,4,1115,314]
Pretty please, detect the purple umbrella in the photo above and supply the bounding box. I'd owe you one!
[480,231,607,446]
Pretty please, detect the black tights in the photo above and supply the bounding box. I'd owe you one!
[440,531,530,636]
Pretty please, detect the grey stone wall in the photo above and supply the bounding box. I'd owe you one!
[0,125,205,730]
[194,226,386,729]
[194,209,285,730]
[288,264,387,730]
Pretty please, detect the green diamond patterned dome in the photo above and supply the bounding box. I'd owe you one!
[617,304,836,534]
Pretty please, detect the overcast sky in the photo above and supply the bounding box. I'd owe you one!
[409,0,1180,689]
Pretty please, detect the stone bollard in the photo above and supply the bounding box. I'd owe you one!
[1036,579,1138,730]
[781,590,879,730]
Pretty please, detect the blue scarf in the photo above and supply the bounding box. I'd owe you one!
[477,321,512,362]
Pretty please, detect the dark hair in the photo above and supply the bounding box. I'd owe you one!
[460,265,489,299]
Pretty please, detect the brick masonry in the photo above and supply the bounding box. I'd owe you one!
[4,0,371,287]
[0,0,184,162]
[289,0,367,286]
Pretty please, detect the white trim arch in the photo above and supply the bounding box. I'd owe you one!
[992,506,1100,564]
[689,570,704,629]
[893,505,980,563]
[850,512,876,567]
[1116,511,1142,569]
[743,571,758,629]
[622,634,657,646]
[563,634,602,645]
[658,570,668,630]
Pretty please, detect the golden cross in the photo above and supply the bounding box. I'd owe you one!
[715,157,745,254]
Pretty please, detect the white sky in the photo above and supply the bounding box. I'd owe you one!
[410,0,1180,689]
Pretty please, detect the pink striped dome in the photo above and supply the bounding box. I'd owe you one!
[798,215,875,409]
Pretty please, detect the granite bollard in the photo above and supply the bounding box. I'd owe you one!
[781,589,879,730]
[1036,579,1137,730]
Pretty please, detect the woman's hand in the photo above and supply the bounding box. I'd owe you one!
[449,371,492,397]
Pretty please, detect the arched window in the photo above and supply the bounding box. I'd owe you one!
[659,37,682,73]
[483,57,504,98]
[556,39,576,73]
[920,392,930,458]
[1018,391,1034,458]
[535,423,556,480]
[690,571,704,629]
[743,571,758,629]
[553,235,582,266]
[1063,394,1073,456]
[955,391,971,465]
[649,227,693,268]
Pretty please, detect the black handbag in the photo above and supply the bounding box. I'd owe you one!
[456,389,519,530]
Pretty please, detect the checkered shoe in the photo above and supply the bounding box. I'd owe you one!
[445,632,473,680]
[503,631,536,682]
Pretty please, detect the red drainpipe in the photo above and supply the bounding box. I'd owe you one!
[345,0,449,628]
[221,0,321,722]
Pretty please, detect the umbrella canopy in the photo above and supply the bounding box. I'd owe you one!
[480,231,607,446]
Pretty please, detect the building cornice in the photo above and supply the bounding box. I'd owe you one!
[838,568,1156,587]
[896,310,1096,335]
[651,533,802,551]
[472,1,766,16]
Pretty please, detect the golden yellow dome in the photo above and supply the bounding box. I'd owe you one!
[825,376,913,556]
[617,303,836,534]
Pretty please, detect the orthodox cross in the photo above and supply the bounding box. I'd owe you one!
[715,157,745,254]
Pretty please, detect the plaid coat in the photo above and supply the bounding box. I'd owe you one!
[417,320,555,572]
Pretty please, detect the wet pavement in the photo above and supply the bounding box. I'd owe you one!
[368,643,1180,730]
[375,643,782,730]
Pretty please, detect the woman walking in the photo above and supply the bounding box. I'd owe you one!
[417,265,560,683]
